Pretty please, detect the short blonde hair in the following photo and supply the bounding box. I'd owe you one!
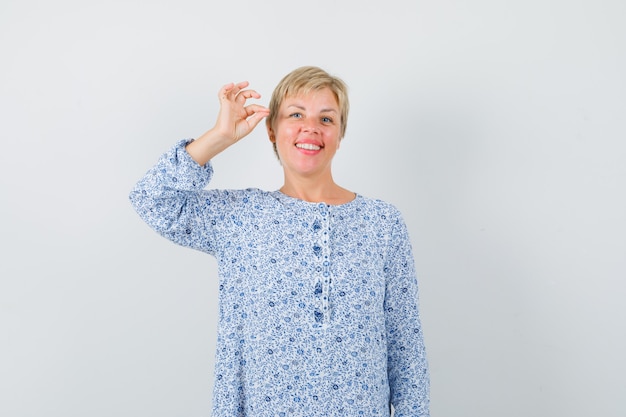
[267,66,349,158]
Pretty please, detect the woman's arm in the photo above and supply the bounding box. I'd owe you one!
[129,139,219,254]
[129,81,269,254]
[384,213,430,417]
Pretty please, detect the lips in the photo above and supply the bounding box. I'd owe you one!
[295,143,322,151]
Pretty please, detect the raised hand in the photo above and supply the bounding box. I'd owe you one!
[186,81,270,165]
[214,81,270,143]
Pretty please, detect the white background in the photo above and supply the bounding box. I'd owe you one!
[1,1,625,416]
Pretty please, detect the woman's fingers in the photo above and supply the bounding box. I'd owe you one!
[236,89,262,102]
[244,103,270,119]
[218,82,234,100]
[219,81,252,101]
[243,105,270,131]
[215,81,268,141]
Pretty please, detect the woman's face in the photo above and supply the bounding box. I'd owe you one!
[269,87,342,178]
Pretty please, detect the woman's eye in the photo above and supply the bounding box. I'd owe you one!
[290,112,302,119]
[322,116,333,123]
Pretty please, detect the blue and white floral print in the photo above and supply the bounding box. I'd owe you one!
[130,139,430,417]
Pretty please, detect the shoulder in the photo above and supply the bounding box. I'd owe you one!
[353,194,405,222]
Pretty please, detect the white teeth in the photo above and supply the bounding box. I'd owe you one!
[296,143,321,151]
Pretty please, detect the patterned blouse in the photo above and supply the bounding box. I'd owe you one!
[129,139,430,417]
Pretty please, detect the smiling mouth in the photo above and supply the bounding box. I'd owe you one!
[296,143,322,151]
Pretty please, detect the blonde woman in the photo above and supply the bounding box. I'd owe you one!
[130,66,429,417]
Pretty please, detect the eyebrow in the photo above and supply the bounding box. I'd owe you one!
[287,104,338,113]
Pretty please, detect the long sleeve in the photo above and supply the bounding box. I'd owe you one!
[129,139,220,255]
[384,214,430,417]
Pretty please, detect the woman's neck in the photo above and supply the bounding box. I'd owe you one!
[280,174,355,205]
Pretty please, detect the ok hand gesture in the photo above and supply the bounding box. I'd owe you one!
[214,81,270,143]
[186,81,270,165]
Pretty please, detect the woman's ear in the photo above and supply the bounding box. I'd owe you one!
[267,121,275,143]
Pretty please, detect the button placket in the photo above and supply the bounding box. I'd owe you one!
[307,203,330,329]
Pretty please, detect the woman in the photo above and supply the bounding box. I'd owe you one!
[130,66,430,417]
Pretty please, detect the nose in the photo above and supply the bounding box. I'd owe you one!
[302,120,320,133]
